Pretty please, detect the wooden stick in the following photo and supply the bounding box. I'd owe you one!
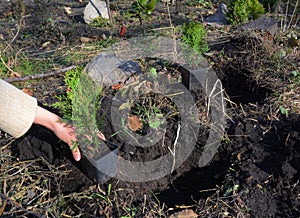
[105,0,113,24]
[3,65,76,83]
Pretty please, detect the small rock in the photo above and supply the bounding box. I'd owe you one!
[204,3,228,25]
[281,162,297,179]
[237,15,278,37]
[84,0,109,24]
[170,209,198,218]
[64,6,72,15]
[86,52,142,86]
[287,31,299,47]
[80,36,97,43]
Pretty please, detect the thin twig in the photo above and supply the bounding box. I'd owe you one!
[105,0,113,24]
[3,15,24,53]
[170,123,181,173]
[3,65,76,83]
[287,0,299,30]
[0,194,44,218]
[166,3,177,61]
[0,54,18,75]
[207,79,223,117]
[283,0,290,32]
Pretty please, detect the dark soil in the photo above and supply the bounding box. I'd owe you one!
[1,0,299,217]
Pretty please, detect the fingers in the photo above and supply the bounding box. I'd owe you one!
[70,130,105,162]
[96,130,106,141]
[72,149,81,161]
[70,140,81,161]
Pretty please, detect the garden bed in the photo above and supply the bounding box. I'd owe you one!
[0,0,299,217]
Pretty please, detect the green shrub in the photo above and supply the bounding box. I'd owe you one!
[181,21,209,54]
[52,66,104,146]
[227,0,248,25]
[124,0,157,24]
[52,67,82,120]
[227,0,265,25]
[136,0,157,14]
[247,0,265,19]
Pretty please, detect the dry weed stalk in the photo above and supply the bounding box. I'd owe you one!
[280,0,299,32]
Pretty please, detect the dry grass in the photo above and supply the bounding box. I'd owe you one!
[0,137,167,217]
[0,139,69,217]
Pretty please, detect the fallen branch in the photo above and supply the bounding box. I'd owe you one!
[3,65,76,83]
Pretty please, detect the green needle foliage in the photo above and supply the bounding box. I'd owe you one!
[227,0,265,26]
[137,0,158,14]
[71,71,103,147]
[227,0,249,25]
[247,0,265,19]
[52,67,82,120]
[53,67,104,151]
[181,21,209,55]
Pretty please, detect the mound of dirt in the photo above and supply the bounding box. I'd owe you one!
[14,58,211,202]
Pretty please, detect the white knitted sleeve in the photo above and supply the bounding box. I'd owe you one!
[0,79,37,138]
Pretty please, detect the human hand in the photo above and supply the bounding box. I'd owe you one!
[51,119,82,161]
[51,120,106,161]
[34,106,106,161]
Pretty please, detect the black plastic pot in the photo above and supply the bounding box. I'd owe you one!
[79,146,118,183]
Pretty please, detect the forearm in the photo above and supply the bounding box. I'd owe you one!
[34,106,60,134]
[0,79,81,161]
